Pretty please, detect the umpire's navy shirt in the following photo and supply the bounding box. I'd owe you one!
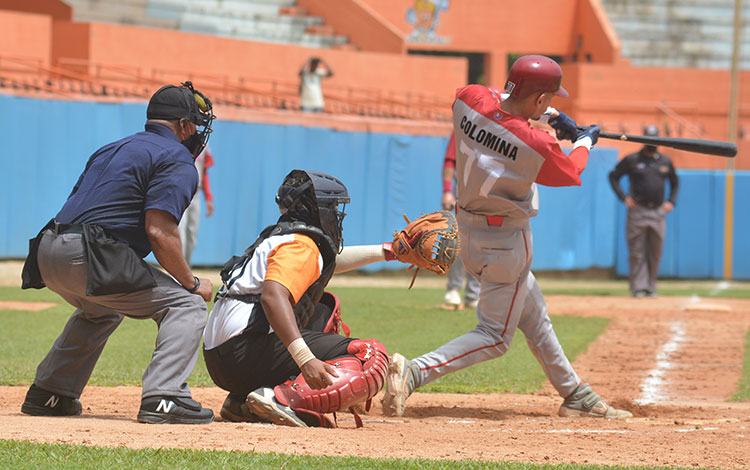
[56,123,198,258]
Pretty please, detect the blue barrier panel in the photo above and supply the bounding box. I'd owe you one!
[531,148,619,270]
[3,95,749,279]
[733,172,750,280]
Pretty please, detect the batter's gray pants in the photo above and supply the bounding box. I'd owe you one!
[413,211,580,399]
[178,192,201,266]
[34,229,207,400]
[446,255,480,303]
[626,205,666,294]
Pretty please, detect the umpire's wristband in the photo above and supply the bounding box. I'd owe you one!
[186,276,200,293]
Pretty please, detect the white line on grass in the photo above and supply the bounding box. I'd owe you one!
[636,320,687,405]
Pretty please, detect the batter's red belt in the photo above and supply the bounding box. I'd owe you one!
[455,206,504,227]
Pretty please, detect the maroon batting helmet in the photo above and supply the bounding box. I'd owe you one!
[504,55,568,99]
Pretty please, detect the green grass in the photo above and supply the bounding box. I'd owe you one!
[0,440,699,470]
[0,286,606,395]
[329,286,609,394]
[733,328,750,401]
[536,278,750,299]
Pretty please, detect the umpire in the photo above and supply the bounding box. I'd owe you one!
[20,81,216,424]
[609,125,679,298]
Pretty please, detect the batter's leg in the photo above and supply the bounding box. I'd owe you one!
[516,271,580,398]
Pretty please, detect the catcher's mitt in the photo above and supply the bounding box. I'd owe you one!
[392,210,460,288]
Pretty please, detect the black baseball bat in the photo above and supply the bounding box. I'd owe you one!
[576,128,737,157]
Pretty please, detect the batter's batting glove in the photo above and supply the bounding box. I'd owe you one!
[576,124,600,145]
[548,111,578,142]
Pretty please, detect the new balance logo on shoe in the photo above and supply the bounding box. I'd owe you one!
[155,399,174,413]
[44,395,60,408]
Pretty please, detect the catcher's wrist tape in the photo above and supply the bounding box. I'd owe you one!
[288,337,315,367]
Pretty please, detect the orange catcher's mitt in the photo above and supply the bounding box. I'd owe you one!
[392,210,460,287]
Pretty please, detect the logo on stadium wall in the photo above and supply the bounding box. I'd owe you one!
[406,0,451,44]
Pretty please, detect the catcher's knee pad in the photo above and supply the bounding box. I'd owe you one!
[273,339,389,427]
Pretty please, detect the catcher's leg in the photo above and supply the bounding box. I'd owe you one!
[271,339,389,428]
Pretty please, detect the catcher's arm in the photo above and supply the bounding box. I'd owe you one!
[261,281,338,389]
[334,244,395,274]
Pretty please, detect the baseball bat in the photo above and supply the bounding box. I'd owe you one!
[578,128,737,157]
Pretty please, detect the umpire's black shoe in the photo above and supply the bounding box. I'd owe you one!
[21,384,82,417]
[137,396,214,424]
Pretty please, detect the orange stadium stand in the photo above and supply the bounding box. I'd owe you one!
[0,0,748,169]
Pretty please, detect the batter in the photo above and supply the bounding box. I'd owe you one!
[382,55,632,419]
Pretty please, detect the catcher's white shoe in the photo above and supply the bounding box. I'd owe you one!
[381,353,416,417]
[245,387,307,427]
[558,383,632,419]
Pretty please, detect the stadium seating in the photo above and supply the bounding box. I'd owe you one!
[63,0,349,49]
[601,0,750,69]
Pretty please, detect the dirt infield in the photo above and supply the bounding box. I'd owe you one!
[2,294,749,468]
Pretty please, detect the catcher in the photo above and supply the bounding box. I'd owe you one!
[203,169,458,427]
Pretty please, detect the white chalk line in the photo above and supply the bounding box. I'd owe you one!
[635,320,687,405]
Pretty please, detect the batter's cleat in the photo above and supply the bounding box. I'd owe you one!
[137,396,214,424]
[245,387,307,427]
[443,289,461,307]
[645,290,659,298]
[558,383,632,419]
[381,353,419,417]
[219,393,262,423]
[632,290,648,298]
[21,384,82,417]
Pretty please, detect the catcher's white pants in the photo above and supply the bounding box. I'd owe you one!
[412,210,581,399]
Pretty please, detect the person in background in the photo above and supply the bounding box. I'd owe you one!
[609,125,679,298]
[441,132,480,310]
[298,56,333,112]
[179,145,215,266]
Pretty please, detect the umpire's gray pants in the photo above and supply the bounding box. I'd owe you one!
[34,229,207,400]
[626,205,666,294]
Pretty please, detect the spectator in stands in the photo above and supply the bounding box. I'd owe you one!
[179,145,215,266]
[298,56,333,112]
[440,132,479,310]
[609,125,679,298]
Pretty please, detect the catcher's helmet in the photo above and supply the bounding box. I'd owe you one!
[504,55,568,99]
[276,170,349,252]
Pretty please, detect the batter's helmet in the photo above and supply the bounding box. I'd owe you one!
[505,55,568,99]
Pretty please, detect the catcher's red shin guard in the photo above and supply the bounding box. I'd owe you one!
[273,339,389,428]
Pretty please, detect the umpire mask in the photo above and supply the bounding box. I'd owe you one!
[147,81,215,158]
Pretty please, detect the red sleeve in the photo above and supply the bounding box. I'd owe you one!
[201,148,214,202]
[442,132,456,169]
[534,141,588,187]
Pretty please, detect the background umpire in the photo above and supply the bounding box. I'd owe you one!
[20,81,216,424]
[609,125,680,298]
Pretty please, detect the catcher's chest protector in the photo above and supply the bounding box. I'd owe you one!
[218,221,337,331]
[273,339,389,428]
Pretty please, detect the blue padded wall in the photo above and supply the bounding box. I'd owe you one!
[3,95,748,278]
